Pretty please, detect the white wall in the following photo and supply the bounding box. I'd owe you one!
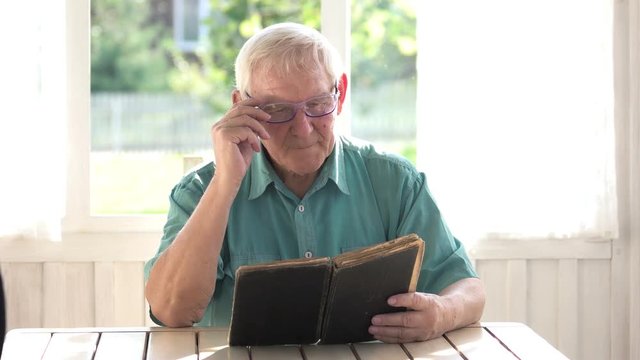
[0,235,620,360]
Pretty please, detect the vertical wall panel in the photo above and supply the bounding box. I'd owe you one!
[94,261,146,326]
[113,261,145,325]
[475,260,508,321]
[94,262,115,326]
[0,262,43,330]
[1,257,617,359]
[578,260,611,360]
[557,259,578,359]
[42,263,66,327]
[43,262,95,327]
[527,260,558,347]
[506,260,527,322]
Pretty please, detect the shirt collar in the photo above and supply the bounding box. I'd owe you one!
[246,137,350,200]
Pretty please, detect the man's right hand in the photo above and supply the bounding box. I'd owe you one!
[210,95,271,193]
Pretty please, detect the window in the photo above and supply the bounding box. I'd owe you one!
[89,0,321,220]
[3,0,614,246]
[174,0,210,52]
[0,0,66,240]
[350,0,417,161]
[415,0,616,243]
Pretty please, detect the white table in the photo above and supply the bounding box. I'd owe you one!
[0,322,568,359]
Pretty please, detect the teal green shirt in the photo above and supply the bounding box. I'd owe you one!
[144,136,477,326]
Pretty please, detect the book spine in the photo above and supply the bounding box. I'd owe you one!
[316,260,335,341]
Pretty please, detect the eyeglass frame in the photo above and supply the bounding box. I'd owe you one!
[244,83,341,124]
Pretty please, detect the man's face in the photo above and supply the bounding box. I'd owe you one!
[248,70,341,178]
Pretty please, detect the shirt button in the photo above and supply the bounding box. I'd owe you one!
[304,251,313,258]
[298,205,305,212]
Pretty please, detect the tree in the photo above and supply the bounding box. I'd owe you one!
[168,0,320,112]
[91,0,173,92]
[351,0,417,87]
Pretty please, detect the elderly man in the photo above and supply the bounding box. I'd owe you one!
[144,22,485,343]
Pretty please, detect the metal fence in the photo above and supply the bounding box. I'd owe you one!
[91,93,215,152]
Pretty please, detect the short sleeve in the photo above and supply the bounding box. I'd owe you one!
[143,165,227,299]
[396,171,477,294]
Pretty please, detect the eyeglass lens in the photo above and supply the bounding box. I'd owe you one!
[261,94,338,123]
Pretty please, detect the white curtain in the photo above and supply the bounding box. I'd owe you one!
[0,2,66,241]
[415,0,617,243]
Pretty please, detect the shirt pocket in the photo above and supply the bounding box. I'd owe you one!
[228,254,282,280]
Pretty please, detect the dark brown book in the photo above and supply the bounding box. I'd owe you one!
[228,233,425,346]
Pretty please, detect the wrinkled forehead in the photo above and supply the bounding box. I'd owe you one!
[246,50,334,94]
[249,67,333,101]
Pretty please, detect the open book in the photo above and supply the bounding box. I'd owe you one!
[228,233,425,346]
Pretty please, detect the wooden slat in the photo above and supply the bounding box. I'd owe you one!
[0,263,43,330]
[403,336,462,359]
[557,259,578,359]
[487,324,569,359]
[0,331,51,360]
[198,330,250,360]
[113,262,145,325]
[94,262,115,326]
[351,343,409,360]
[469,238,611,259]
[444,327,515,359]
[94,332,146,360]
[578,260,610,360]
[474,260,508,321]
[251,345,303,359]
[506,259,527,322]
[147,331,197,360]
[42,332,99,360]
[527,260,558,346]
[302,344,356,359]
[43,262,95,327]
[94,261,145,326]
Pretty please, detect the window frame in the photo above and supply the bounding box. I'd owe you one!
[61,0,612,262]
[173,0,211,52]
[63,0,350,234]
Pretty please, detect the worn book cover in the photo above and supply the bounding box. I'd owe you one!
[228,233,425,346]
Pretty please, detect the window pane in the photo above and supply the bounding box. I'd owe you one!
[183,0,200,42]
[90,0,320,215]
[416,0,615,241]
[351,0,417,163]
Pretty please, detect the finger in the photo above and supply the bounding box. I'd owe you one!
[226,98,271,122]
[214,114,271,140]
[387,292,431,311]
[371,310,422,328]
[368,325,425,343]
[218,126,262,152]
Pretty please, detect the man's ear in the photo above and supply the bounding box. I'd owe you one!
[337,73,348,114]
[232,89,242,105]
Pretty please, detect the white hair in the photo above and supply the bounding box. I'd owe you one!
[234,23,343,95]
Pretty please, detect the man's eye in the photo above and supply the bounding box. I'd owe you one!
[262,104,289,114]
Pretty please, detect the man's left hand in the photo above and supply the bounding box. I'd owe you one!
[368,277,486,343]
[368,292,451,343]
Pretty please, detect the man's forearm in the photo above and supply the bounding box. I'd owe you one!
[439,277,486,332]
[145,177,235,327]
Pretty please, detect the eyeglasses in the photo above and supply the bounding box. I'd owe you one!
[246,87,340,124]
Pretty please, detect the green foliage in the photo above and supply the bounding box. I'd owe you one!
[351,0,417,87]
[91,0,173,92]
[400,142,417,164]
[168,0,321,112]
[91,0,417,111]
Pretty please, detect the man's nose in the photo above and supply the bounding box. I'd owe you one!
[289,108,314,136]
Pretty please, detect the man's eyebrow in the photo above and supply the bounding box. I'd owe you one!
[248,90,335,104]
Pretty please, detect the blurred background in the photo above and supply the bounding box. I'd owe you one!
[90,0,417,215]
